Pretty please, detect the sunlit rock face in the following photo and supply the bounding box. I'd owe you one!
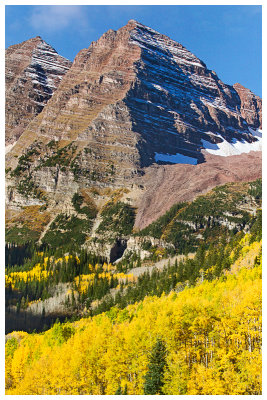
[233,83,262,129]
[5,36,71,147]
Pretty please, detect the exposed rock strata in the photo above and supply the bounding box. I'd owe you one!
[233,83,262,129]
[5,36,71,146]
[6,21,262,175]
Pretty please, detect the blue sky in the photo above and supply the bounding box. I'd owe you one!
[5,5,262,96]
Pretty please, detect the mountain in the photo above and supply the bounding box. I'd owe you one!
[6,21,262,164]
[5,20,262,247]
[5,36,71,150]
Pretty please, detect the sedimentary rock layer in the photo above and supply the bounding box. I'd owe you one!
[233,83,262,129]
[6,21,262,173]
[5,36,71,147]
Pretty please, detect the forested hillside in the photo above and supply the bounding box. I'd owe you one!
[5,179,262,395]
[6,233,262,395]
[5,179,262,333]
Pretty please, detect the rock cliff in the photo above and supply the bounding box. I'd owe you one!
[233,83,262,129]
[5,36,71,149]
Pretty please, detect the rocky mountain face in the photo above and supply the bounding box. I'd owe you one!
[5,20,262,250]
[5,36,71,149]
[233,83,262,129]
[6,21,262,166]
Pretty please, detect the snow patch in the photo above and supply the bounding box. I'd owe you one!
[155,152,198,165]
[201,129,262,157]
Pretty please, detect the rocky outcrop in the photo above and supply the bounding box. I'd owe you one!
[123,236,174,261]
[5,36,71,147]
[233,83,262,129]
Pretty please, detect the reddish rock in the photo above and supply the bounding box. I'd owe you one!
[233,83,262,129]
[135,151,262,230]
[7,21,262,173]
[5,36,71,146]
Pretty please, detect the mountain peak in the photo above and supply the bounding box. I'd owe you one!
[5,36,72,147]
[127,18,138,24]
[25,35,46,46]
[30,35,43,43]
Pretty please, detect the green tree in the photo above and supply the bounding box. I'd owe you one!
[144,338,168,395]
[115,385,122,395]
[115,384,127,395]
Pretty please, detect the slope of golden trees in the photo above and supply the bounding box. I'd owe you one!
[6,237,261,395]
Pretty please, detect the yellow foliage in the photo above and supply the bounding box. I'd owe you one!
[74,266,137,294]
[7,205,50,233]
[5,262,52,288]
[5,237,262,395]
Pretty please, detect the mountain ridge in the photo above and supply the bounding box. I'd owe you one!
[5,36,72,149]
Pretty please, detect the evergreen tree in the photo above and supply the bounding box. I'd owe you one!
[71,290,76,307]
[115,385,122,395]
[115,384,127,395]
[143,338,168,395]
